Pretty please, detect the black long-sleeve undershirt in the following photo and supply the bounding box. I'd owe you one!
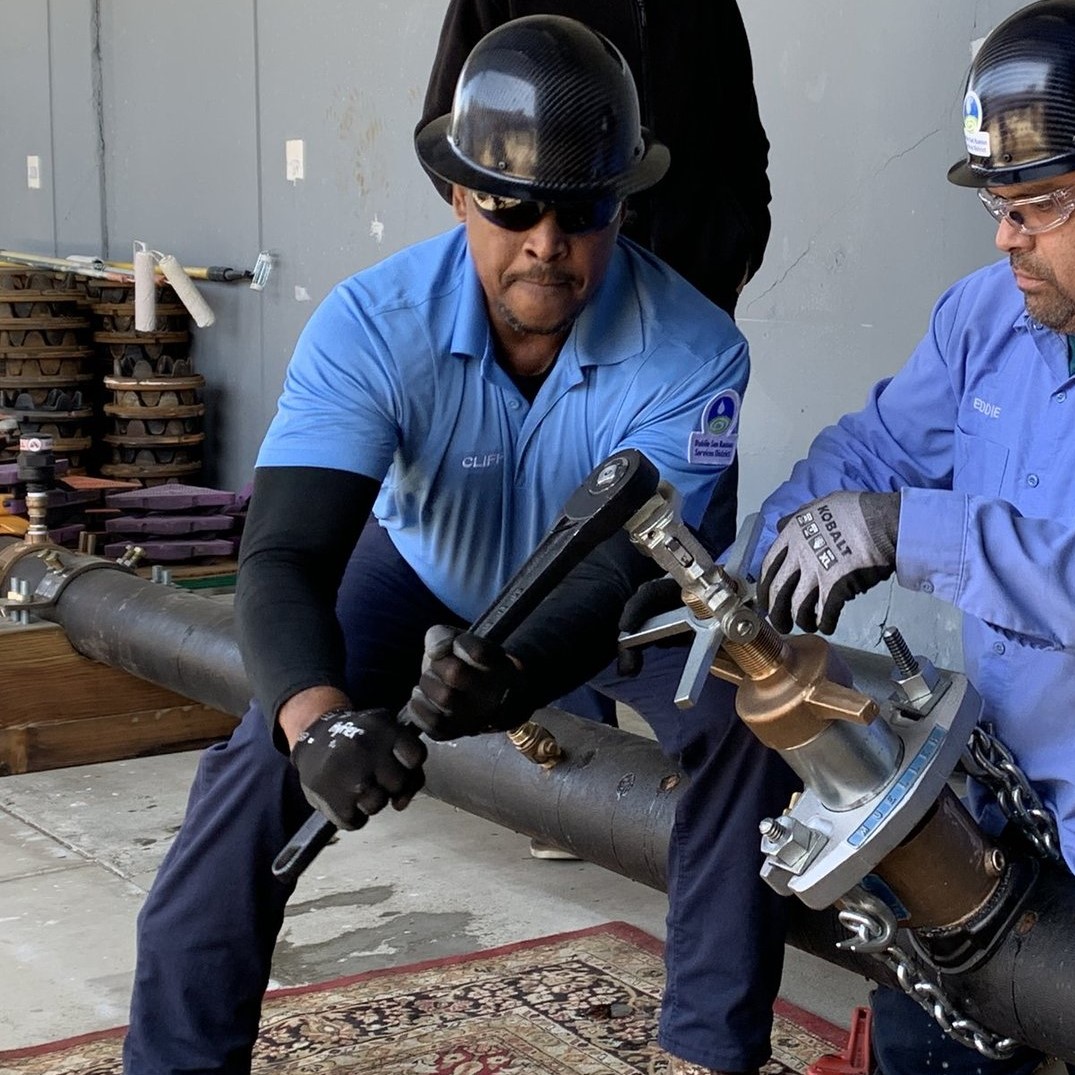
[234,465,663,737]
[234,466,378,727]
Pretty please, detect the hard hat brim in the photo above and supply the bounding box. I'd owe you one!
[947,158,988,188]
[414,112,670,203]
[948,154,1075,189]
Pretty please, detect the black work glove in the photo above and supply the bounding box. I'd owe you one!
[615,575,686,677]
[402,625,537,741]
[758,490,900,635]
[290,707,427,830]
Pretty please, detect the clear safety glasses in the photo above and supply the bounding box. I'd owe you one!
[978,184,1075,235]
[471,190,621,235]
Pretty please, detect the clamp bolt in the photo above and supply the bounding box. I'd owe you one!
[884,625,941,708]
[882,626,919,677]
[117,544,145,569]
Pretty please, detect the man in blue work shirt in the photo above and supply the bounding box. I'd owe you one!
[121,17,797,1075]
[754,3,1075,1072]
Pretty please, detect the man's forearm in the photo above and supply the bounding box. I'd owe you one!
[235,466,380,735]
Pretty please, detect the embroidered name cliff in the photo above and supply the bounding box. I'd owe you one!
[462,452,503,469]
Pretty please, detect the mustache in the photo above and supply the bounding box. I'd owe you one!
[1010,254,1054,282]
[505,268,578,287]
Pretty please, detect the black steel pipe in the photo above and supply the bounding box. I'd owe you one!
[3,535,1074,1059]
[0,536,248,715]
[938,861,1075,1058]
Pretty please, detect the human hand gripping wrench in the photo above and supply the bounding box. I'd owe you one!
[271,449,663,883]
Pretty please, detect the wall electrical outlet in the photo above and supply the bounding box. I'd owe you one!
[285,139,305,182]
[26,155,41,189]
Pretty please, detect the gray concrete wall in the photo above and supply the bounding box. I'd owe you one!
[0,0,1026,666]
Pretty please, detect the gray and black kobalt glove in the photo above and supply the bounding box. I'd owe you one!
[758,490,900,635]
[290,707,427,830]
[402,625,538,741]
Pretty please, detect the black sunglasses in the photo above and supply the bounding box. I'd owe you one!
[470,190,621,235]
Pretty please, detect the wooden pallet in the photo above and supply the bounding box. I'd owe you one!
[0,620,237,775]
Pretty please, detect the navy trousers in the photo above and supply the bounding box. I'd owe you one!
[123,523,798,1074]
[871,986,1071,1075]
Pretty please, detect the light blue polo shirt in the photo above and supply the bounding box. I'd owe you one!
[757,258,1075,872]
[258,226,747,622]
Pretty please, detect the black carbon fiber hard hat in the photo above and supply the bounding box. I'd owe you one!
[949,0,1075,187]
[415,14,669,202]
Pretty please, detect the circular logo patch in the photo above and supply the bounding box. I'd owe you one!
[963,91,983,133]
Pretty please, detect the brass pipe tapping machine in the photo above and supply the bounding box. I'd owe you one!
[618,481,1018,961]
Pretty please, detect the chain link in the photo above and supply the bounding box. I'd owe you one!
[836,724,1060,1060]
[841,903,1021,1060]
[883,937,1021,1060]
[965,723,1061,862]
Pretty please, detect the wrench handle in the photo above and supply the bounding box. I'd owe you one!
[272,450,660,883]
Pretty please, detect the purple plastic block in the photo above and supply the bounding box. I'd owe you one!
[48,523,86,547]
[105,514,235,536]
[105,483,236,512]
[102,538,237,563]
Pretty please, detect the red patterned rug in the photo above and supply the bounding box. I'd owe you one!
[0,922,845,1074]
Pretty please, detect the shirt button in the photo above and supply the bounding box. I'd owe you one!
[1027,474,1039,487]
[1057,391,1067,402]
[508,399,520,410]
[993,641,1006,655]
[921,581,934,594]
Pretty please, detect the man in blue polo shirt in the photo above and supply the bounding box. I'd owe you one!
[121,16,797,1075]
[754,3,1075,1072]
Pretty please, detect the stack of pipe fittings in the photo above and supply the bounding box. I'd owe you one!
[92,280,205,486]
[0,268,95,473]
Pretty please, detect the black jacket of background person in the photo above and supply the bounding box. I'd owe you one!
[418,0,772,319]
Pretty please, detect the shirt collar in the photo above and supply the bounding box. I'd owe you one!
[573,243,645,368]
[1015,308,1074,382]
[449,230,489,362]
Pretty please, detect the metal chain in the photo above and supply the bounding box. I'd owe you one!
[839,903,1021,1060]
[831,727,1060,1059]
[966,723,1061,862]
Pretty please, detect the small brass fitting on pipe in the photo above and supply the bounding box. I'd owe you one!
[507,720,563,767]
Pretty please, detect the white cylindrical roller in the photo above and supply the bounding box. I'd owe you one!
[133,249,157,332]
[158,253,215,327]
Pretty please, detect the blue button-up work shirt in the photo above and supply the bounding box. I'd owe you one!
[757,258,1075,871]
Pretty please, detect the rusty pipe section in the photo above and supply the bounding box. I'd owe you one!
[874,787,1005,930]
[3,535,1075,1058]
[0,531,1013,936]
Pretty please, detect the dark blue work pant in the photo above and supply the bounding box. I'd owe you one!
[123,523,798,1074]
[871,986,1071,1075]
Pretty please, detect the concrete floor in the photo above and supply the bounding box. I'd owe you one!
[0,737,874,1054]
